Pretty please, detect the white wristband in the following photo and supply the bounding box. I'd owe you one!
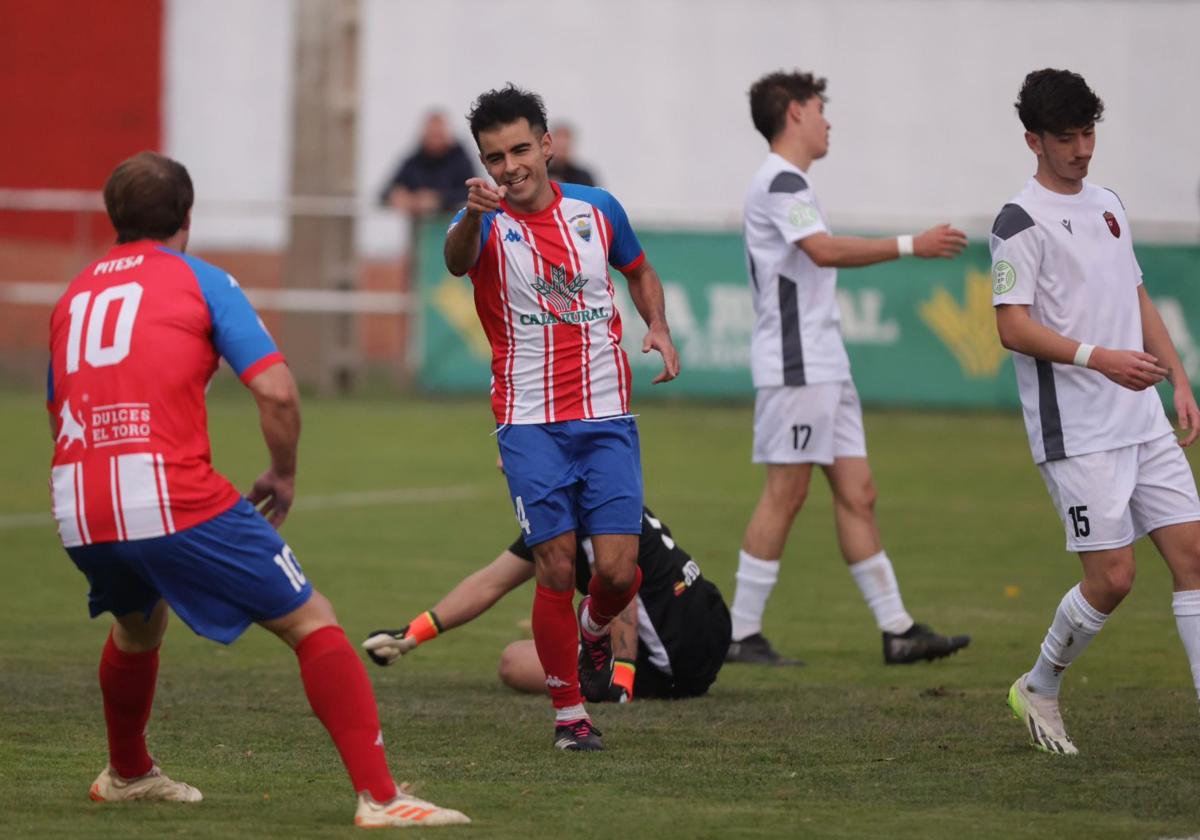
[1073,343,1095,367]
[897,235,914,257]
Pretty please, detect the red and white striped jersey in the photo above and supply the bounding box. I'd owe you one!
[47,241,285,548]
[450,182,645,424]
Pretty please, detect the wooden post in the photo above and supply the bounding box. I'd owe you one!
[281,0,360,394]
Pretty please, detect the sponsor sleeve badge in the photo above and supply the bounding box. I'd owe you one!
[992,260,1017,295]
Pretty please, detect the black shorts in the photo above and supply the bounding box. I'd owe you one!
[634,579,731,699]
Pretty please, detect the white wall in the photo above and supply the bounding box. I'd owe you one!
[168,0,1200,253]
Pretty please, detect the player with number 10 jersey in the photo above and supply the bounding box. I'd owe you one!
[46,151,468,827]
[48,234,283,546]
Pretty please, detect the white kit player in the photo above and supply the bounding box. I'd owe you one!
[726,70,972,667]
[994,69,1200,755]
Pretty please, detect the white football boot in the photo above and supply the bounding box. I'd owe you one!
[354,787,471,828]
[90,764,203,802]
[1008,673,1079,756]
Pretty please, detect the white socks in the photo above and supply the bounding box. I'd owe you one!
[1026,584,1108,697]
[555,703,588,724]
[1172,589,1200,700]
[730,550,779,641]
[578,603,607,639]
[848,551,914,635]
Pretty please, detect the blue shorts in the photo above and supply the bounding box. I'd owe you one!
[496,416,643,546]
[66,499,312,645]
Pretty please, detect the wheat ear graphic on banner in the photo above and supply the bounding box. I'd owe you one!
[919,268,1007,378]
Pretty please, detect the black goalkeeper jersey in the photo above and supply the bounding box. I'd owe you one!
[508,507,730,695]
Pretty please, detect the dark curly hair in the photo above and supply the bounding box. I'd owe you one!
[1016,69,1104,135]
[467,84,548,143]
[748,71,827,142]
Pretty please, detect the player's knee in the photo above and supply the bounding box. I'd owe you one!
[833,478,876,518]
[536,557,576,590]
[597,562,637,593]
[114,600,169,652]
[1102,563,1136,601]
[534,542,577,590]
[305,590,338,625]
[497,644,521,689]
[766,480,808,517]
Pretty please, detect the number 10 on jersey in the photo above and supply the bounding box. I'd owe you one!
[65,282,144,373]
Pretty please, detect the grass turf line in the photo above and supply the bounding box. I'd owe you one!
[2,388,1200,838]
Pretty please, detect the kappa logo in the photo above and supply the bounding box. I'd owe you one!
[545,675,571,688]
[504,229,523,243]
[569,213,593,242]
[56,398,87,449]
[532,263,588,311]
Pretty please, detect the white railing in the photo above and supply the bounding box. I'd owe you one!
[0,188,414,314]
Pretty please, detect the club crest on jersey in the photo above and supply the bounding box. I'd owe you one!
[56,398,87,450]
[1103,211,1120,238]
[532,263,588,312]
[569,213,593,243]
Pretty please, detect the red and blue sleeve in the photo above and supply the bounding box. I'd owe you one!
[179,252,285,383]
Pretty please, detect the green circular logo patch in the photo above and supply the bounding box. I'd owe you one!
[788,202,820,228]
[992,260,1017,295]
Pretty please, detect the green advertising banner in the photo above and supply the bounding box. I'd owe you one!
[414,219,1200,409]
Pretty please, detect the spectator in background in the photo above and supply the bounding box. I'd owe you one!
[379,111,476,215]
[547,122,598,187]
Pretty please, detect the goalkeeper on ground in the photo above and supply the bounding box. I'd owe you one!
[364,507,731,702]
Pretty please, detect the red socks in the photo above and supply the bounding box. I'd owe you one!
[99,630,158,779]
[587,565,643,627]
[532,585,583,710]
[296,625,396,802]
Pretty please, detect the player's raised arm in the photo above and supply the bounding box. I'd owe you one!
[245,363,301,528]
[622,260,680,384]
[797,223,967,268]
[444,178,506,276]
[363,548,534,666]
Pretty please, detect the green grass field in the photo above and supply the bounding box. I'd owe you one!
[3,387,1200,839]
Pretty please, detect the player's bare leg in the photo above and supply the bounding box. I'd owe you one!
[532,532,601,750]
[112,598,169,652]
[498,640,550,693]
[1148,521,1200,702]
[90,600,203,804]
[263,589,469,826]
[825,456,969,663]
[742,463,812,561]
[1011,546,1127,755]
[727,464,810,665]
[823,457,882,563]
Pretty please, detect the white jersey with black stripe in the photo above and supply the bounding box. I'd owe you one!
[742,153,850,389]
[989,178,1170,464]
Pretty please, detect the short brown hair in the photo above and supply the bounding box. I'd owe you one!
[749,71,827,142]
[103,151,194,243]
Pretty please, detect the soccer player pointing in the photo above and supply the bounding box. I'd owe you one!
[993,70,1200,754]
[444,84,679,751]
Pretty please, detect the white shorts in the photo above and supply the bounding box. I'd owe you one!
[752,381,867,465]
[1038,432,1200,552]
